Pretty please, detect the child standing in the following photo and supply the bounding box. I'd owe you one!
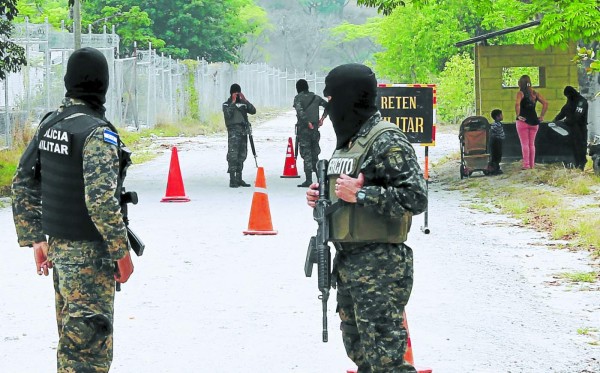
[488,109,505,175]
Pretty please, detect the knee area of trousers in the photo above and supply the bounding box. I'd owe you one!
[64,314,112,349]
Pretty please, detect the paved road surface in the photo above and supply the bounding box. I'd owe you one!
[1,112,598,372]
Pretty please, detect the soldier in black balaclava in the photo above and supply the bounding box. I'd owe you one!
[293,78,328,187]
[305,64,427,373]
[554,86,589,170]
[222,83,256,187]
[12,47,134,372]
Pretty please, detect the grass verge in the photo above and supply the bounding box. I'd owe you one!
[434,125,600,259]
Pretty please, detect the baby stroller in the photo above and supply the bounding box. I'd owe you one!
[458,116,491,179]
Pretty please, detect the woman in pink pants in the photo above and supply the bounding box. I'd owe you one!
[515,75,548,169]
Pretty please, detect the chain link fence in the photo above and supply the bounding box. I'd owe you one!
[1,19,326,148]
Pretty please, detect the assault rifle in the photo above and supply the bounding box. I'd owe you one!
[115,189,145,292]
[304,159,332,342]
[120,189,145,257]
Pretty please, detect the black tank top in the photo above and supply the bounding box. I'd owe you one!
[519,92,539,125]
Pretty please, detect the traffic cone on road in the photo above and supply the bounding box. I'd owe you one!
[403,311,432,373]
[346,311,432,373]
[280,137,300,178]
[243,167,277,235]
[160,147,190,202]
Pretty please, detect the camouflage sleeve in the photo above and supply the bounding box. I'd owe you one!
[359,131,428,217]
[82,127,128,261]
[11,135,46,246]
[293,95,308,123]
[319,96,328,118]
[245,100,257,115]
[223,101,234,120]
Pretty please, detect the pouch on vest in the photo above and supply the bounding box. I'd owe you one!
[327,121,412,243]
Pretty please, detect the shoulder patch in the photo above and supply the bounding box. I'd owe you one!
[103,129,119,146]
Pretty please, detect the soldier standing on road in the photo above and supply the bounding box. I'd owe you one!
[11,47,134,373]
[293,79,328,187]
[223,83,256,188]
[553,85,589,170]
[306,64,428,373]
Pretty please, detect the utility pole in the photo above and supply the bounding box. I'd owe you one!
[73,0,81,49]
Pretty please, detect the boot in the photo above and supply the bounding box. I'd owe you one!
[297,172,313,187]
[229,172,239,188]
[237,172,251,187]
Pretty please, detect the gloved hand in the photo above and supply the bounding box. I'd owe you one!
[115,251,134,284]
[238,92,246,102]
[33,241,52,276]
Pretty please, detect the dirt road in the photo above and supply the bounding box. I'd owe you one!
[1,112,598,372]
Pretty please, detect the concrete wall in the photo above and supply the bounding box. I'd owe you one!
[475,43,579,121]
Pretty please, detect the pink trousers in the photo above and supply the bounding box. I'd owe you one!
[516,120,539,169]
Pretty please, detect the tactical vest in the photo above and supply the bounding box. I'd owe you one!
[37,107,118,241]
[327,121,412,243]
[223,102,248,126]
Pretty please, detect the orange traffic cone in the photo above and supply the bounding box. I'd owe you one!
[160,146,190,202]
[346,311,432,373]
[243,167,277,235]
[280,137,300,178]
[403,311,432,373]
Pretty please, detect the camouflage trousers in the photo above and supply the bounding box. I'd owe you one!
[297,127,321,174]
[49,238,115,373]
[226,123,248,173]
[335,243,416,373]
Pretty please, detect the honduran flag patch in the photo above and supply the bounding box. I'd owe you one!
[103,129,118,146]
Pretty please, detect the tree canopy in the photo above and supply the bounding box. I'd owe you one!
[1,0,26,80]
[16,0,269,62]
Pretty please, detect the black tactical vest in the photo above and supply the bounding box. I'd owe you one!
[327,120,412,243]
[37,108,115,241]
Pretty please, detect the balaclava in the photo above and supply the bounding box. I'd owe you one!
[64,47,109,113]
[323,63,378,149]
[296,79,309,93]
[230,83,241,95]
[564,86,579,101]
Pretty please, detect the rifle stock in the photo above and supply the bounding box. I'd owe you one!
[304,159,331,342]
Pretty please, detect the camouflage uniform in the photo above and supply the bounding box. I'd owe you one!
[333,113,427,373]
[222,97,256,175]
[293,91,328,175]
[12,99,128,373]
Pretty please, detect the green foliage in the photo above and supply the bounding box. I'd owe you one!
[182,59,199,120]
[557,271,598,283]
[1,0,27,80]
[436,53,474,124]
[140,0,264,61]
[356,0,408,15]
[82,5,165,54]
[532,0,600,49]
[16,0,70,25]
[16,0,267,62]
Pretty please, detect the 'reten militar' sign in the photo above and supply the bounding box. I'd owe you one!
[376,84,436,144]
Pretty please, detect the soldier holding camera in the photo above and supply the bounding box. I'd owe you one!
[223,83,257,188]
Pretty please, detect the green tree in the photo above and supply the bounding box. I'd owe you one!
[358,0,600,49]
[436,53,475,124]
[1,0,27,80]
[82,5,165,55]
[140,0,264,61]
